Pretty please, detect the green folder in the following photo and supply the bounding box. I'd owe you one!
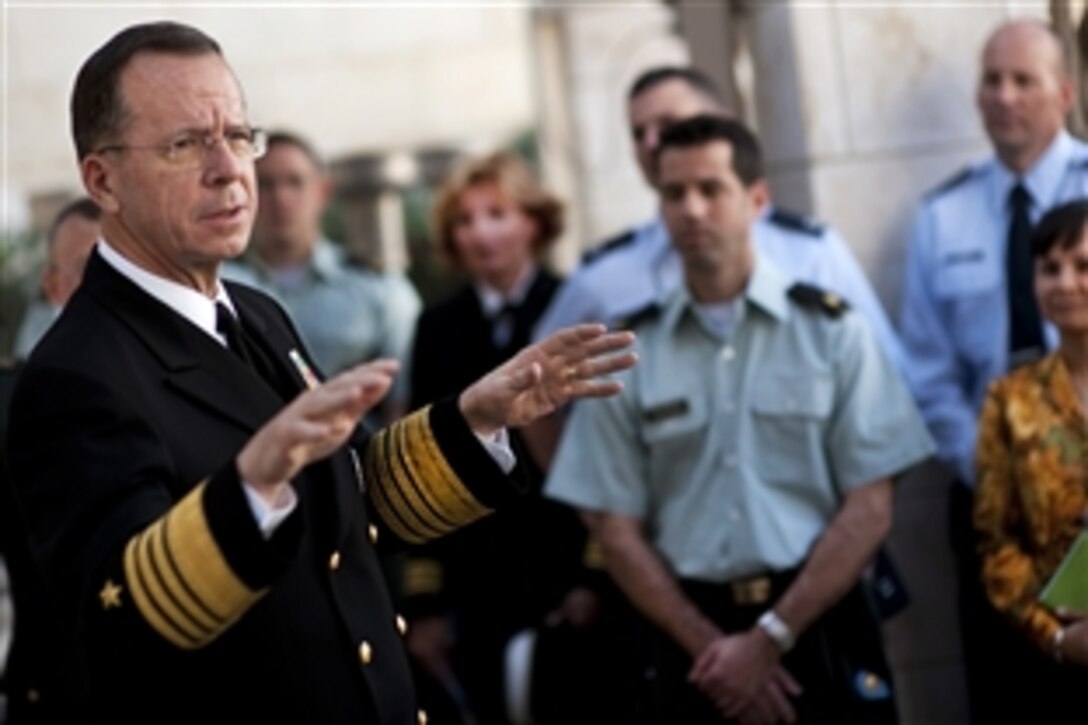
[1039,530,1088,613]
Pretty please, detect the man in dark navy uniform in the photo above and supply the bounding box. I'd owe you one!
[5,21,634,725]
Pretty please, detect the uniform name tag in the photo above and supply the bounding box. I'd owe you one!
[643,399,690,423]
[941,249,985,266]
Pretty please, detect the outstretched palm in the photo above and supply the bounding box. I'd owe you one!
[459,323,637,435]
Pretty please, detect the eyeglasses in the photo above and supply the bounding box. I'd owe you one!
[96,127,267,168]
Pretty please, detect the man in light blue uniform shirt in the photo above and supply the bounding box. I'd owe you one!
[899,19,1088,723]
[901,21,1088,486]
[223,131,421,418]
[547,116,932,724]
[534,67,903,370]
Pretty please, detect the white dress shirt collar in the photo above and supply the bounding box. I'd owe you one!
[475,262,538,318]
[96,239,236,346]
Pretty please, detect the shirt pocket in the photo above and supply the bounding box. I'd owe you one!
[934,245,999,299]
[931,245,1001,366]
[750,371,833,489]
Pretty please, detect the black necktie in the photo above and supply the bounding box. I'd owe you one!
[492,303,517,349]
[216,303,295,400]
[1006,183,1044,366]
[215,302,254,367]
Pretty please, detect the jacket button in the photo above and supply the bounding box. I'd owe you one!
[329,551,341,571]
[359,640,373,665]
[396,614,408,636]
[368,524,379,544]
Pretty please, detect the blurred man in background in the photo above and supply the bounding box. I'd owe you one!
[13,198,101,359]
[899,18,1088,723]
[224,131,420,419]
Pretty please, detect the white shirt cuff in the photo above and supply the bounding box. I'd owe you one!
[475,427,517,474]
[241,482,298,539]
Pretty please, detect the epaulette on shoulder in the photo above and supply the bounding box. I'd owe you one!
[343,255,377,272]
[612,301,661,331]
[925,166,974,199]
[582,228,637,265]
[768,208,825,237]
[788,282,850,319]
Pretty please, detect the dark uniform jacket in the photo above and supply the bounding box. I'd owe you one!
[405,270,594,724]
[7,253,522,724]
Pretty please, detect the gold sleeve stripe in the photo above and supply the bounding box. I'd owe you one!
[389,421,476,536]
[397,414,490,527]
[124,537,198,649]
[152,518,223,632]
[403,559,443,596]
[122,481,266,649]
[155,517,225,628]
[380,424,453,538]
[367,429,439,544]
[390,411,489,528]
[365,407,492,544]
[368,467,424,544]
[136,526,212,640]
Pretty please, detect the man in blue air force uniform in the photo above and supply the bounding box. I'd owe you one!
[534,66,903,371]
[899,18,1088,724]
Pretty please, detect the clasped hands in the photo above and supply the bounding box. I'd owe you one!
[689,628,802,725]
[238,323,636,501]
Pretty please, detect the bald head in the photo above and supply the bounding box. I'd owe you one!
[977,19,1074,174]
[985,20,1068,74]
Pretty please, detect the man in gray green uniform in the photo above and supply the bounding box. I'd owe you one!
[546,116,934,724]
[223,131,420,420]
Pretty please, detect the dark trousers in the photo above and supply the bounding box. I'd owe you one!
[950,483,1085,724]
[647,576,897,725]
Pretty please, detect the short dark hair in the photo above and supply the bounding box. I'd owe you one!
[655,115,764,187]
[48,198,101,246]
[263,130,325,171]
[628,66,724,106]
[71,21,222,159]
[1031,199,1088,258]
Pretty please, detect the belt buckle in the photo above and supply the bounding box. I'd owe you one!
[730,575,771,606]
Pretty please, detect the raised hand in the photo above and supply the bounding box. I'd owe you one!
[237,359,399,501]
[458,323,637,436]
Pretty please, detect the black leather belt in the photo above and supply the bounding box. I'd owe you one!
[681,568,800,611]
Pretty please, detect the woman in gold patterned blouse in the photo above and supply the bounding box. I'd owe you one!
[976,199,1088,696]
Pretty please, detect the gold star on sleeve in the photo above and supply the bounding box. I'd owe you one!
[99,579,123,610]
